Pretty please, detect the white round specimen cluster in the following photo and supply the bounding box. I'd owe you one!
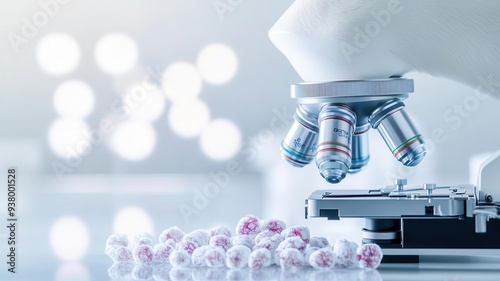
[105,216,383,271]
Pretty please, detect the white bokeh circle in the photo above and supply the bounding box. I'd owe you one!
[111,120,157,160]
[197,43,238,85]
[36,33,81,76]
[54,80,95,119]
[50,216,90,261]
[48,118,90,158]
[124,84,166,122]
[95,33,138,75]
[168,99,210,138]
[161,62,202,102]
[200,118,242,161]
[113,206,154,239]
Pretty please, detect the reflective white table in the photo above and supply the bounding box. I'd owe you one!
[6,258,500,281]
[103,258,500,281]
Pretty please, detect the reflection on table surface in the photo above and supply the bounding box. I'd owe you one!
[107,262,500,281]
[108,263,381,281]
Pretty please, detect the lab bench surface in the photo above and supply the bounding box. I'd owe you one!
[4,258,500,281]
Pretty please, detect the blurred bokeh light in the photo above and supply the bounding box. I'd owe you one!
[162,61,203,102]
[36,33,80,76]
[95,33,138,76]
[200,118,242,161]
[53,80,95,119]
[111,120,157,160]
[125,84,166,123]
[197,43,238,85]
[168,98,210,138]
[113,206,155,240]
[48,118,90,158]
[50,216,90,261]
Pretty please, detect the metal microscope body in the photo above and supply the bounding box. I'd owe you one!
[282,78,500,260]
[305,153,500,261]
[281,78,426,184]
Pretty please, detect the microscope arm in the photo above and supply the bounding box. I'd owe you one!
[270,0,500,184]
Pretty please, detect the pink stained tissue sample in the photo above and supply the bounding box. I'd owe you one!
[164,238,177,249]
[254,230,278,245]
[225,245,252,269]
[357,243,383,269]
[159,226,185,243]
[235,214,261,237]
[134,237,155,247]
[169,250,191,268]
[183,230,210,247]
[254,234,283,251]
[309,237,330,248]
[281,225,310,243]
[191,245,211,267]
[309,248,336,270]
[132,245,154,264]
[153,243,174,263]
[176,240,199,255]
[113,246,133,262]
[132,232,155,248]
[209,234,232,252]
[204,247,226,268]
[106,233,128,248]
[277,237,307,253]
[279,248,304,270]
[104,213,383,271]
[303,246,320,266]
[208,226,232,238]
[230,235,254,249]
[248,248,272,270]
[105,245,120,260]
[334,239,359,269]
[260,218,286,234]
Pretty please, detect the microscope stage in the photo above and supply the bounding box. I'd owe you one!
[305,184,500,261]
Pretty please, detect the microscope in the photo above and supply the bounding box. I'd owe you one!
[269,0,500,262]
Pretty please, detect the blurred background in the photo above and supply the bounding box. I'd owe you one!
[1,0,500,280]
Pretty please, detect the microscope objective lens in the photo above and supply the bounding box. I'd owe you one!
[315,104,356,184]
[349,123,370,173]
[280,105,319,167]
[369,99,426,167]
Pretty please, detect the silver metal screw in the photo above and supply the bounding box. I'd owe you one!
[423,183,436,190]
[393,179,407,192]
[424,183,436,196]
